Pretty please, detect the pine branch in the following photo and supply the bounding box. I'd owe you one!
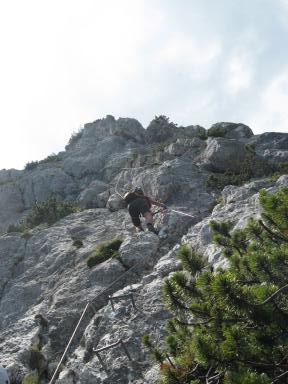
[241,359,288,369]
[259,220,288,243]
[272,370,288,383]
[207,371,225,384]
[175,317,214,326]
[255,283,288,306]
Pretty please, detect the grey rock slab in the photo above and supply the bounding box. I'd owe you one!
[208,122,254,140]
[18,167,77,207]
[276,174,288,187]
[60,277,169,383]
[0,183,25,231]
[106,194,127,212]
[221,179,273,204]
[199,137,248,173]
[248,132,288,164]
[119,233,159,269]
[165,137,206,157]
[0,169,22,183]
[78,180,109,208]
[183,180,264,266]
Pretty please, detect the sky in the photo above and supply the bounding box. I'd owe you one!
[0,0,288,170]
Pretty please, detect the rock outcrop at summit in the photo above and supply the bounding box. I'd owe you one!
[0,115,287,383]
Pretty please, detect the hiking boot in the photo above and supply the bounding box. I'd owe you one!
[147,223,159,235]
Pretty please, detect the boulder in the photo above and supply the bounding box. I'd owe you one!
[78,180,109,208]
[247,132,288,165]
[119,232,159,268]
[181,125,207,139]
[145,116,178,143]
[106,193,127,211]
[166,137,206,157]
[199,137,247,173]
[68,115,145,149]
[207,122,253,140]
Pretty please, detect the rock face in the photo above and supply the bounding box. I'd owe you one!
[248,132,288,164]
[0,115,287,384]
[199,137,248,173]
[207,122,254,140]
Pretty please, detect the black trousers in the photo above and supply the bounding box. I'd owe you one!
[128,197,150,226]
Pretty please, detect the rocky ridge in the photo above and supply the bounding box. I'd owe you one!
[0,115,287,383]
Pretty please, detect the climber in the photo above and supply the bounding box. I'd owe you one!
[124,187,167,234]
[0,365,9,384]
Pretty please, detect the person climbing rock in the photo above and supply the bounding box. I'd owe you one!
[0,365,10,384]
[124,187,167,234]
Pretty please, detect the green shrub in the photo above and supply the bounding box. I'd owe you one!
[144,188,288,383]
[65,127,84,149]
[22,373,39,384]
[207,126,227,137]
[39,153,60,164]
[268,162,288,182]
[86,238,122,268]
[24,161,39,171]
[10,195,80,232]
[25,195,79,228]
[24,154,60,171]
[7,223,23,233]
[154,115,177,127]
[197,131,208,140]
[21,230,33,240]
[28,343,46,378]
[72,238,83,248]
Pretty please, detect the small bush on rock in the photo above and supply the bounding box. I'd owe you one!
[24,161,39,171]
[72,238,83,248]
[9,195,80,232]
[65,126,84,149]
[22,373,39,384]
[39,153,60,164]
[24,195,79,228]
[207,125,226,137]
[86,238,122,268]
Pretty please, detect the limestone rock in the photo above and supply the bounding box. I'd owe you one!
[0,169,21,183]
[145,116,178,143]
[165,137,206,157]
[208,122,254,140]
[199,137,248,173]
[248,132,288,165]
[0,115,287,384]
[0,184,25,231]
[66,115,145,150]
[106,194,127,212]
[119,232,159,268]
[78,180,109,208]
[18,167,77,207]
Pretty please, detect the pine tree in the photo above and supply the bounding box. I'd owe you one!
[143,187,288,384]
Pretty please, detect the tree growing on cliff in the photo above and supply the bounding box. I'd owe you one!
[143,187,288,383]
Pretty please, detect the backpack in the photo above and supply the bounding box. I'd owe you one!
[123,191,138,204]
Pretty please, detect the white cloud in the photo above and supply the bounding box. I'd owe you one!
[150,35,222,84]
[248,70,288,133]
[225,55,253,94]
[0,0,288,168]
